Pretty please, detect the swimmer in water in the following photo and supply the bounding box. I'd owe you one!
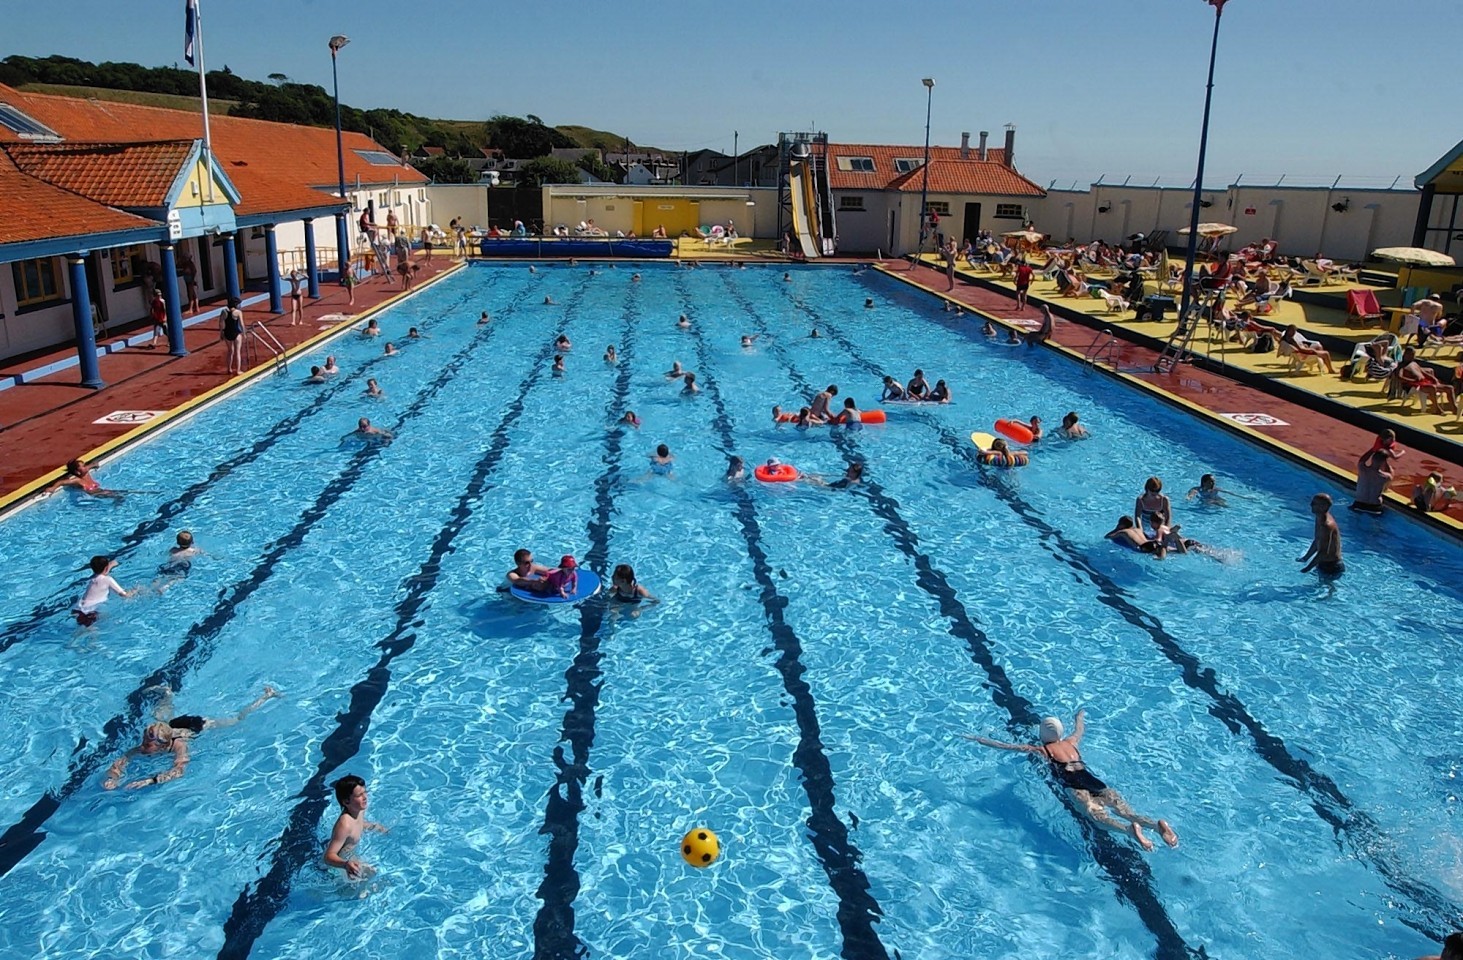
[478,311,491,325]
[1105,516,1166,557]
[305,365,327,384]
[809,384,838,421]
[620,411,641,429]
[631,273,642,283]
[544,295,555,305]
[650,443,675,475]
[322,356,340,375]
[665,360,686,380]
[352,417,393,442]
[741,335,755,348]
[681,372,699,394]
[677,314,691,329]
[506,548,551,590]
[1027,416,1043,442]
[1005,327,1021,345]
[1133,477,1172,539]
[555,334,572,351]
[383,343,397,356]
[552,354,565,375]
[783,272,791,282]
[865,298,875,309]
[73,555,133,626]
[609,563,658,604]
[982,320,997,338]
[907,369,930,400]
[881,376,907,401]
[725,456,747,481]
[604,345,618,364]
[324,774,388,880]
[1186,474,1231,506]
[365,378,383,398]
[964,711,1178,852]
[543,555,579,600]
[407,327,421,339]
[50,458,125,500]
[1060,411,1088,439]
[809,327,822,338]
[1298,492,1344,580]
[104,684,280,790]
[364,319,380,337]
[153,530,201,586]
[928,379,951,403]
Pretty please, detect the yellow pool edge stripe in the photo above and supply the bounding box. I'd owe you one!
[0,261,465,516]
[875,262,1463,537]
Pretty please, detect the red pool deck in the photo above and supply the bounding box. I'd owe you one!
[886,260,1463,532]
[2,255,1460,535]
[0,254,457,503]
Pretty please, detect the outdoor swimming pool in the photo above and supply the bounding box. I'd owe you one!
[0,262,1459,960]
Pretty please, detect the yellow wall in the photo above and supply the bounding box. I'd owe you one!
[642,199,701,237]
[174,159,230,208]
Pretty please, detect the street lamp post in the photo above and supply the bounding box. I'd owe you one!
[1178,1,1228,324]
[917,78,935,262]
[329,35,351,282]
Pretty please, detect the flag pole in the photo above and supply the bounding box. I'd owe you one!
[189,0,215,203]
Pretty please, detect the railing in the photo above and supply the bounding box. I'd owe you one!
[244,324,288,375]
[1083,328,1121,370]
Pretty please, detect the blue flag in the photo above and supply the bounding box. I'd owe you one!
[184,0,198,66]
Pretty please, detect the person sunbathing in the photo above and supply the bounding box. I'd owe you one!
[1396,347,1459,414]
[1281,324,1336,373]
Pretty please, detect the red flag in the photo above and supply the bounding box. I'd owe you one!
[1207,0,1228,9]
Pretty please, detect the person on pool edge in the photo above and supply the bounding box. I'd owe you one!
[964,710,1178,852]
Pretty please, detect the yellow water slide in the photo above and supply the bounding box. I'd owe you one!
[788,158,822,259]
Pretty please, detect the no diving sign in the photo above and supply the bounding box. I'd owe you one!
[1218,412,1288,427]
[94,410,167,425]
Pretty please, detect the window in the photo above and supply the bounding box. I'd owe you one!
[353,149,401,166]
[110,245,143,286]
[0,103,61,141]
[893,158,923,174]
[994,203,1026,219]
[12,257,62,307]
[838,195,866,211]
[924,201,950,216]
[835,156,875,173]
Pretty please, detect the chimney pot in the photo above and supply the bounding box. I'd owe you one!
[960,132,970,159]
[978,130,989,162]
[1003,126,1016,169]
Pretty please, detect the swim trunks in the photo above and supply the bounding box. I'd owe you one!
[170,715,205,734]
[1317,559,1345,579]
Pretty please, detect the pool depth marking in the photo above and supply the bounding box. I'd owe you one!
[0,281,496,659]
[799,286,1463,938]
[731,276,1202,960]
[0,296,520,879]
[215,279,590,958]
[532,280,639,960]
[680,276,891,960]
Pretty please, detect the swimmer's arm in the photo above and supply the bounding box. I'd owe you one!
[960,734,1041,753]
[128,741,189,789]
[365,820,389,834]
[324,819,365,878]
[1297,537,1318,565]
[638,585,659,603]
[103,749,138,789]
[1071,710,1087,745]
[1185,487,1201,500]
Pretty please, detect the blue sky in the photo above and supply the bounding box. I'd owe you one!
[6,0,1454,189]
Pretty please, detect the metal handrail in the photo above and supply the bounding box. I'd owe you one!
[247,325,288,374]
[1083,328,1120,370]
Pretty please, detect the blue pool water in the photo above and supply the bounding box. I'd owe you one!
[0,263,1460,960]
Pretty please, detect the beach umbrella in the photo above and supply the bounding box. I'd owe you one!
[1372,246,1455,289]
[1177,222,1238,237]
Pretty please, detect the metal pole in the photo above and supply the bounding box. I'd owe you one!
[918,78,935,259]
[331,37,351,280]
[1179,3,1226,322]
[734,130,738,187]
[193,0,215,203]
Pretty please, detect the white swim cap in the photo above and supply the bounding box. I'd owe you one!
[766,457,781,467]
[1038,717,1065,744]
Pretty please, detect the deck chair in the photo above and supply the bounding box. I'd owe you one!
[1386,369,1422,411]
[1345,289,1383,328]
[1332,263,1360,285]
[1294,260,1329,287]
[1096,290,1129,313]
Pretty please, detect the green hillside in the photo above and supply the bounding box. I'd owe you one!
[18,82,239,113]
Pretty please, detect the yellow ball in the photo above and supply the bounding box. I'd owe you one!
[680,827,720,868]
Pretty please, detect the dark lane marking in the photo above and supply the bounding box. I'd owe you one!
[0,296,520,880]
[679,275,890,960]
[732,277,1201,959]
[532,281,638,960]
[796,286,1463,938]
[217,278,593,959]
[0,281,496,657]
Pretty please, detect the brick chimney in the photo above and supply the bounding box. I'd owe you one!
[977,131,989,162]
[960,132,970,159]
[1003,125,1016,169]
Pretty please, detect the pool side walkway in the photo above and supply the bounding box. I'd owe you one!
[0,253,460,506]
[882,260,1463,535]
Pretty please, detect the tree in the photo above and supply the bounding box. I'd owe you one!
[483,114,574,159]
[576,151,618,184]
[412,156,476,184]
[267,72,289,85]
[516,157,581,189]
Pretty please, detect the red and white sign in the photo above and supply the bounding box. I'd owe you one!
[1243,207,1256,216]
[1218,412,1288,427]
[94,410,167,425]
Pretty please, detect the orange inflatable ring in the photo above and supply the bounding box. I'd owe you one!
[995,418,1034,444]
[774,412,798,423]
[754,463,800,482]
[859,409,887,424]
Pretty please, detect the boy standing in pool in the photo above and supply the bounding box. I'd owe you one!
[325,774,388,880]
[1298,493,1344,579]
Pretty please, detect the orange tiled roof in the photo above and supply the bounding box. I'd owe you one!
[824,143,1041,196]
[0,150,158,246]
[885,158,1044,197]
[0,86,424,197]
[5,140,193,208]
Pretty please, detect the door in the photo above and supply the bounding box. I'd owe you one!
[84,252,107,325]
[195,235,214,293]
[963,202,982,243]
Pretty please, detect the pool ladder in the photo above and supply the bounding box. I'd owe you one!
[246,325,289,375]
[1083,328,1120,370]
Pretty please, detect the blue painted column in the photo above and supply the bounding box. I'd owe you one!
[159,243,188,357]
[264,225,283,314]
[335,213,351,283]
[221,232,241,303]
[67,255,103,389]
[303,218,321,298]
